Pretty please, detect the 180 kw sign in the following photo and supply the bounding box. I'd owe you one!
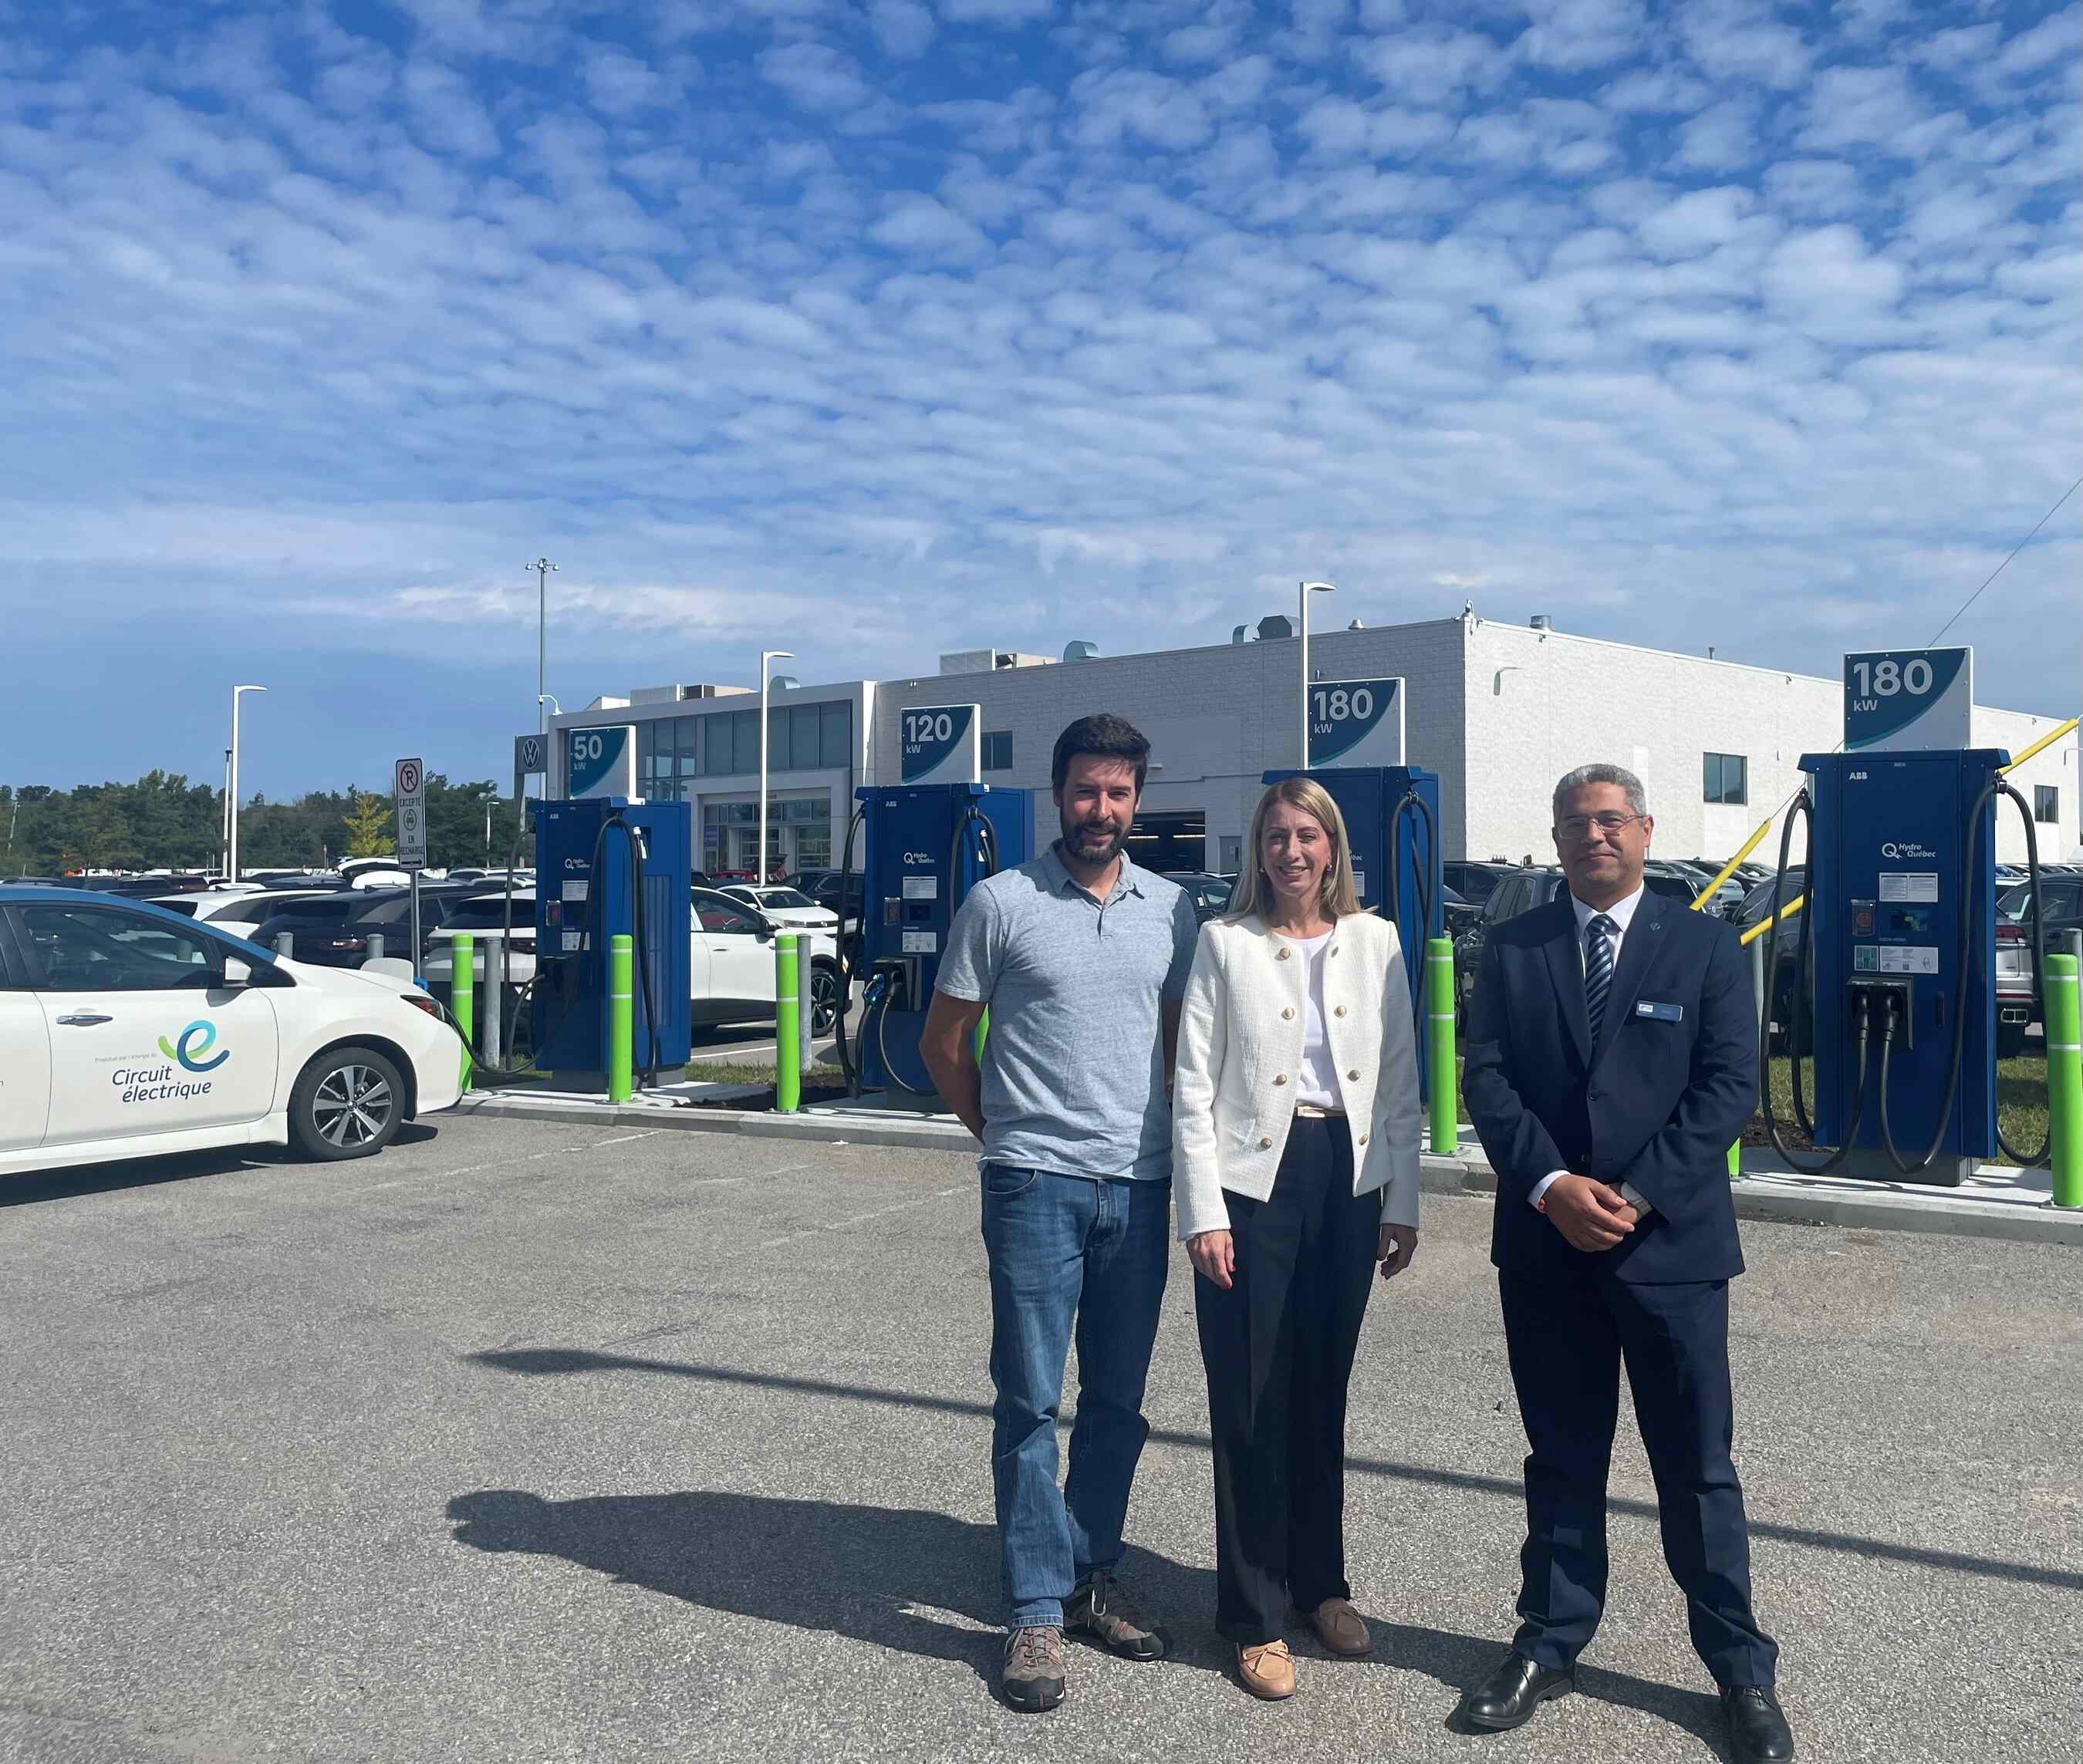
[1307,677,1405,768]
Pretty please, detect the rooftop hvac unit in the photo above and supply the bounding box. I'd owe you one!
[1062,640,1099,662]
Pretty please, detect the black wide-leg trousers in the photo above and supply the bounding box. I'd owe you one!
[1193,1115,1382,1647]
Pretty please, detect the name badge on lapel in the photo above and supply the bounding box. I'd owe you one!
[1635,1000,1684,1024]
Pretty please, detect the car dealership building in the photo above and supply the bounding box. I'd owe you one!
[550,607,2077,877]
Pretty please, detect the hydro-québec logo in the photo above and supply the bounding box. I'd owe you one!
[159,1020,231,1074]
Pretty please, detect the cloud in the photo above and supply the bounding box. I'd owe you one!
[868,0,936,59]
[868,191,991,257]
[0,0,2077,804]
[1675,99,1758,170]
[758,41,878,113]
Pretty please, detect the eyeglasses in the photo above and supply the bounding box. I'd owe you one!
[1555,811,1643,842]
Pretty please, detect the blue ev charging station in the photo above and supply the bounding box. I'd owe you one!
[1263,765,1444,1100]
[838,781,1031,1096]
[1759,646,2053,1184]
[530,796,692,1084]
[1795,750,2004,1184]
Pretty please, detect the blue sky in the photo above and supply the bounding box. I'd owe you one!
[2,0,2076,798]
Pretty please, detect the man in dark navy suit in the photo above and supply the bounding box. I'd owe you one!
[1456,764,1794,1764]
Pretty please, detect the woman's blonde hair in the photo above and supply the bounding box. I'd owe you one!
[1227,775,1366,922]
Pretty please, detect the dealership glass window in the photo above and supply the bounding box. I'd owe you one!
[1703,752,1747,805]
[2037,785,2059,825]
[982,730,1012,771]
[819,700,851,767]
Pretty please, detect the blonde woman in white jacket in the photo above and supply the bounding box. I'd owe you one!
[1172,774,1423,1702]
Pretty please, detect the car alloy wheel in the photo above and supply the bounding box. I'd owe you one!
[290,1045,407,1161]
[811,964,840,1036]
[313,1062,396,1148]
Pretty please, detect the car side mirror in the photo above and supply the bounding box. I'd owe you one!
[755,922,775,942]
[221,956,254,987]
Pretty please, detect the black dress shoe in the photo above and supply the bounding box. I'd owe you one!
[1721,1686,1795,1762]
[1458,1651,1573,1732]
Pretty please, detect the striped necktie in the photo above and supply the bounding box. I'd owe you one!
[1584,914,1618,1044]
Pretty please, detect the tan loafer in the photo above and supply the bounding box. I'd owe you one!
[1238,1638,1296,1700]
[1311,1597,1372,1658]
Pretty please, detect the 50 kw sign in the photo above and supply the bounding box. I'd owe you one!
[1308,678,1405,768]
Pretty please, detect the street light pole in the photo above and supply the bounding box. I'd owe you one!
[1299,581,1335,768]
[529,558,558,737]
[758,649,794,884]
[219,746,232,875]
[228,685,266,884]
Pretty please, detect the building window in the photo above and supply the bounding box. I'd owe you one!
[819,700,851,768]
[982,730,1012,772]
[1703,752,1747,806]
[2037,785,2059,825]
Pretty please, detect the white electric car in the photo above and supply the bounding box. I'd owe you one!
[0,886,464,1176]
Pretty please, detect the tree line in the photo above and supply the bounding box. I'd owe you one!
[0,771,529,876]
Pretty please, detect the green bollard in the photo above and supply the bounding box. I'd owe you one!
[607,933,633,1104]
[1426,936,1457,1155]
[974,1006,990,1066]
[1727,1140,1742,1179]
[775,933,801,1114]
[2047,953,2081,1209]
[449,932,474,1094]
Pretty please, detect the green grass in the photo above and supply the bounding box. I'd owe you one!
[1756,1052,2049,1168]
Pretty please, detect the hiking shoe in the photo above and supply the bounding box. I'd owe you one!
[1065,1571,1170,1661]
[1001,1626,1066,1713]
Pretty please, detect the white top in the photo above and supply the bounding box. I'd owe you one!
[1530,882,1653,1218]
[1170,912,1423,1240]
[1278,928,1340,1109]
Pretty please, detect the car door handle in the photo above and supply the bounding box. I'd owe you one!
[56,1012,114,1027]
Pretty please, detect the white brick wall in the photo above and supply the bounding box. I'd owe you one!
[873,622,1470,862]
[1460,619,2076,866]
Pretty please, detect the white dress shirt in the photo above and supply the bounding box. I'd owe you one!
[1529,884,1654,1219]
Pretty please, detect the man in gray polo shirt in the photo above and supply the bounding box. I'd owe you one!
[923,713,1199,1714]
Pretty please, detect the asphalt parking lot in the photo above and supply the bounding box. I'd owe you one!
[2,1117,2079,1764]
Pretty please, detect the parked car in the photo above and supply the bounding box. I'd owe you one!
[693,888,844,1034]
[424,886,847,1039]
[1652,859,1743,917]
[1443,860,1517,907]
[1451,866,1568,1023]
[1163,872,1234,923]
[0,885,461,1172]
[717,884,840,935]
[1439,882,1479,938]
[53,873,212,898]
[248,886,478,969]
[1996,876,2083,1057]
[146,889,336,937]
[788,869,866,966]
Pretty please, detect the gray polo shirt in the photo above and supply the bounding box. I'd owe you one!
[937,844,1199,1182]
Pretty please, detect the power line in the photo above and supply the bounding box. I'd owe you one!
[1745,473,2083,852]
[1926,474,2080,646]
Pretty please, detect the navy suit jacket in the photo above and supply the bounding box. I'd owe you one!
[1464,894,1757,1285]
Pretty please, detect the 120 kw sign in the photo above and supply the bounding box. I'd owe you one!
[900,703,981,784]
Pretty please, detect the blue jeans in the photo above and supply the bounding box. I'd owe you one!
[980,1164,1170,1630]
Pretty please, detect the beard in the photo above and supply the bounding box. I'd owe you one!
[1059,810,1127,866]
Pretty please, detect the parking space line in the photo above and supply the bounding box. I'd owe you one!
[755,1183,967,1252]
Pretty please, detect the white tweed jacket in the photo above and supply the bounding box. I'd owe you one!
[1171,911,1423,1242]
